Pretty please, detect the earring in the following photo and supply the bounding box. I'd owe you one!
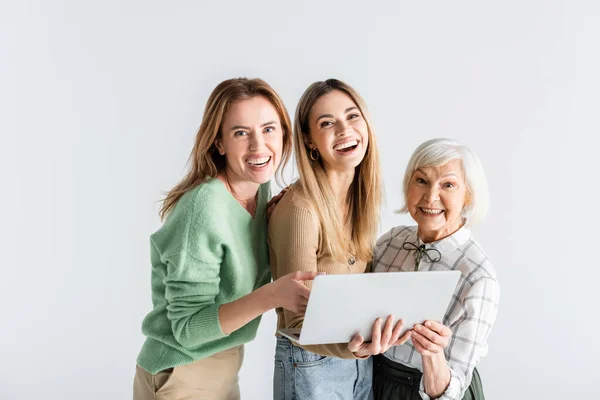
[310,148,320,161]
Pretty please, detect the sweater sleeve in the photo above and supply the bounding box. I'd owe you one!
[153,187,229,349]
[163,250,227,348]
[269,200,361,360]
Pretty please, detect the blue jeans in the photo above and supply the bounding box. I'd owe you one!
[273,336,373,400]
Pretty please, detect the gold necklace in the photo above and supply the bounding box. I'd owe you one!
[225,174,256,206]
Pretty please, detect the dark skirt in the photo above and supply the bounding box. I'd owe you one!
[373,354,485,400]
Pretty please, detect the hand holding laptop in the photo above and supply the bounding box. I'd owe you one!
[347,317,451,358]
[410,320,452,356]
[347,315,412,357]
[268,271,322,314]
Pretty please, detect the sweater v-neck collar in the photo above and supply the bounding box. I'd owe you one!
[210,178,263,221]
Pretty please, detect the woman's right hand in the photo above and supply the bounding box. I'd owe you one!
[269,271,321,314]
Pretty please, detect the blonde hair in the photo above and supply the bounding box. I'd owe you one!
[293,79,382,262]
[160,78,293,220]
[398,138,490,225]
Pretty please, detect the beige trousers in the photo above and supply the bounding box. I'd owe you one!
[133,346,244,400]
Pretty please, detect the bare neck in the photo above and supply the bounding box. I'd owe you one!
[217,169,259,202]
[326,168,355,212]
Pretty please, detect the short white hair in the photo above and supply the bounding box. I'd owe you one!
[398,138,489,226]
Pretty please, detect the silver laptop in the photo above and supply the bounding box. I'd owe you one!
[277,271,461,345]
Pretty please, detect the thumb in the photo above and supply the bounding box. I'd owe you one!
[393,330,412,346]
[291,271,323,281]
[348,334,364,352]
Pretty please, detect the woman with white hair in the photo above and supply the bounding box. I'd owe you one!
[372,138,499,400]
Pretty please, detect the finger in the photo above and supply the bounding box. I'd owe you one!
[369,318,383,353]
[411,335,427,355]
[291,271,321,281]
[392,329,411,346]
[411,331,439,354]
[424,321,452,338]
[348,334,364,352]
[266,198,279,208]
[296,284,311,300]
[267,195,284,210]
[389,319,404,344]
[414,324,444,346]
[380,315,394,347]
[410,332,427,353]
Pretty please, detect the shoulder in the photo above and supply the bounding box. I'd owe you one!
[269,184,319,237]
[189,178,228,217]
[454,235,498,285]
[373,225,416,265]
[375,225,416,249]
[270,184,317,223]
[151,179,228,258]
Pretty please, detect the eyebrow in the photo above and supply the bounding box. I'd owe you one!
[315,106,360,123]
[415,168,459,178]
[229,121,277,131]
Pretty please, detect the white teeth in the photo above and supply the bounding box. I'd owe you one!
[421,208,443,215]
[247,157,270,166]
[334,140,358,150]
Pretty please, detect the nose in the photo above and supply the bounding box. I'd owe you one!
[249,131,265,151]
[422,185,440,203]
[336,119,353,136]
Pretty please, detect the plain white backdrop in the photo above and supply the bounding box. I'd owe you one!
[1,1,598,399]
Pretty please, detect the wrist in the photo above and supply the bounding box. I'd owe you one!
[258,281,278,310]
[422,351,446,368]
[421,352,450,398]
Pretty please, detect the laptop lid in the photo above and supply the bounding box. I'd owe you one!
[294,271,460,345]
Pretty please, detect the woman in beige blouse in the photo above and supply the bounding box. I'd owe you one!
[268,79,411,399]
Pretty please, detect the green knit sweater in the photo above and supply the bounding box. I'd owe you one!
[137,178,271,374]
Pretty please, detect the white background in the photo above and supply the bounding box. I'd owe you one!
[1,1,598,399]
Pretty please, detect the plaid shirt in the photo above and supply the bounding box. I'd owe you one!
[372,225,499,400]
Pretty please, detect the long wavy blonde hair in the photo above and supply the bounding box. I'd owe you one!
[294,79,382,262]
[160,78,293,220]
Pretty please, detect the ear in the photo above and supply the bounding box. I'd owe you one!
[303,135,314,150]
[214,138,225,155]
[464,190,472,207]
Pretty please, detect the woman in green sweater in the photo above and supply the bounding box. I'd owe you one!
[134,78,318,400]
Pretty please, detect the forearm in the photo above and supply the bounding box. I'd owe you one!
[218,284,276,335]
[421,352,451,398]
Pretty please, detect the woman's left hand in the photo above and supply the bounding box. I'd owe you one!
[267,186,290,221]
[348,315,412,358]
[411,320,452,357]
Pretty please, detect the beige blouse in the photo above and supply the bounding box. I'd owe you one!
[268,184,368,359]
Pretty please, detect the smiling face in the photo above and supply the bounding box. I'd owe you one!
[306,90,368,173]
[406,159,470,242]
[215,96,283,185]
